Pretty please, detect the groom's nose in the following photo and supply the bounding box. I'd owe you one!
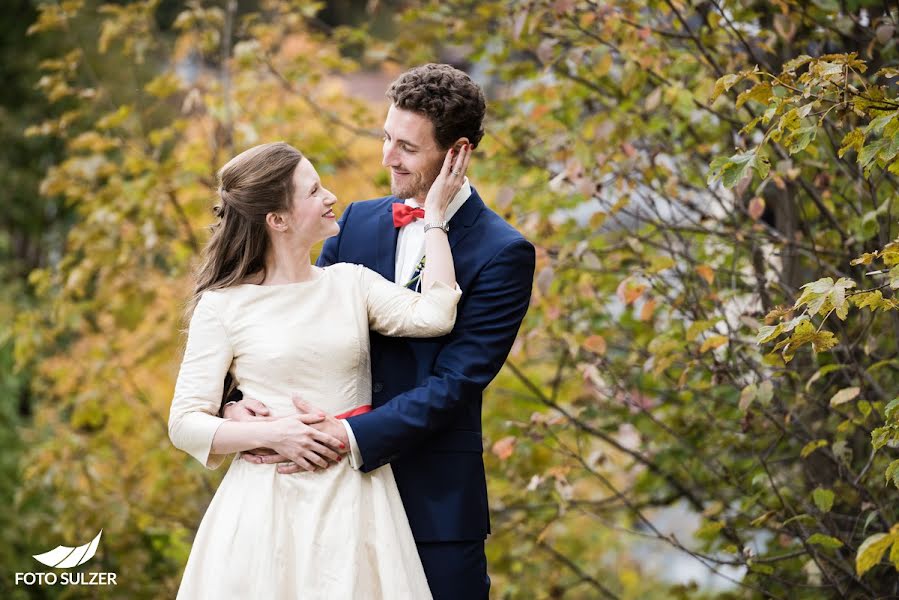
[382,141,399,167]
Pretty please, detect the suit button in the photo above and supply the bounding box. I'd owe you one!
[373,382,383,393]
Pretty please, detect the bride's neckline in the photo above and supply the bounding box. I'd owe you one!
[237,266,326,288]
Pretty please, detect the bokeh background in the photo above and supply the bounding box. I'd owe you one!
[3,1,899,598]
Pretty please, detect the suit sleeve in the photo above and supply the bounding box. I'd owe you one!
[346,238,536,471]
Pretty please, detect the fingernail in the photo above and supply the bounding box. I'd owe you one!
[340,443,346,449]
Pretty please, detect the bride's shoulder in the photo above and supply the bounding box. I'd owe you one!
[322,262,362,275]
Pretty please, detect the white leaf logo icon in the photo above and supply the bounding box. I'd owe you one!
[32,530,102,568]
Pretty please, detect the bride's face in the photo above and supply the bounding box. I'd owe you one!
[274,158,340,244]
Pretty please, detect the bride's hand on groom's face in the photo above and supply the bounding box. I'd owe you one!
[423,142,471,216]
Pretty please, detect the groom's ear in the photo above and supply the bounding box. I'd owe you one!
[451,137,471,152]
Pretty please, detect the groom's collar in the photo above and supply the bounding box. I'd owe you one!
[401,178,471,223]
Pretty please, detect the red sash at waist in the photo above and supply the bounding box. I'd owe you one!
[334,405,372,419]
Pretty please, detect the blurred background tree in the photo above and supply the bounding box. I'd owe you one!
[5,0,899,598]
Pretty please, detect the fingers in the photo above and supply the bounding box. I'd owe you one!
[290,394,309,413]
[450,143,471,179]
[301,451,329,470]
[243,452,288,464]
[458,143,472,177]
[244,398,271,416]
[297,414,326,425]
[280,458,314,473]
[292,393,325,414]
[307,440,342,462]
[277,462,304,475]
[310,428,346,453]
[440,146,455,176]
[242,447,278,456]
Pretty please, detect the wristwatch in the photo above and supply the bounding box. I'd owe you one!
[424,220,450,234]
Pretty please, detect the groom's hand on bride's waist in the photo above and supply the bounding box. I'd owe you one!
[235,394,349,474]
[269,395,349,475]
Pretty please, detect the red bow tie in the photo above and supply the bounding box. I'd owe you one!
[392,203,425,228]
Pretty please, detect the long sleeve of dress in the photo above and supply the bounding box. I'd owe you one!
[357,265,462,337]
[168,291,233,469]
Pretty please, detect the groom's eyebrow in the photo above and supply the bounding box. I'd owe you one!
[384,130,420,150]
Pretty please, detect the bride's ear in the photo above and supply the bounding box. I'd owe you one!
[266,211,289,233]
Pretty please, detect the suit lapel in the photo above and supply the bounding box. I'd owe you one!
[448,187,486,250]
[376,200,400,281]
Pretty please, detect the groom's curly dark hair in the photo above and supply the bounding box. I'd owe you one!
[387,63,486,150]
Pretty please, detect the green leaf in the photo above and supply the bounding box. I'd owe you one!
[805,364,843,391]
[757,380,774,406]
[708,151,754,187]
[885,459,899,490]
[856,532,893,576]
[865,112,896,136]
[739,383,757,412]
[787,125,817,155]
[885,397,899,422]
[757,324,783,344]
[872,426,894,450]
[807,533,843,549]
[812,487,835,513]
[695,520,726,540]
[801,439,828,458]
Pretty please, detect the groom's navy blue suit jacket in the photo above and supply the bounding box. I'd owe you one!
[317,187,535,542]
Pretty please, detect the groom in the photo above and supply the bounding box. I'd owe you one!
[225,64,535,598]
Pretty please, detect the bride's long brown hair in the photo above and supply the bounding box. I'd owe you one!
[187,142,304,318]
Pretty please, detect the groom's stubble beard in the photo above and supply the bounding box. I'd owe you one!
[390,157,443,202]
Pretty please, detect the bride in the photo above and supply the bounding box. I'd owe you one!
[168,140,471,598]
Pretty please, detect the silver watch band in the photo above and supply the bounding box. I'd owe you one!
[424,221,450,234]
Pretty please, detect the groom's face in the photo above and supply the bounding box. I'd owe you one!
[382,105,445,203]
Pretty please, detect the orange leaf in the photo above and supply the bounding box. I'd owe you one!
[492,436,517,461]
[583,335,607,355]
[749,196,766,220]
[696,265,715,285]
[617,278,648,304]
[640,298,657,321]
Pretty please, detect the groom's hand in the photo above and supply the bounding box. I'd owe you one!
[223,397,279,457]
[242,395,349,474]
[291,396,349,450]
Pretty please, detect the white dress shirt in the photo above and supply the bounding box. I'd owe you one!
[340,179,472,469]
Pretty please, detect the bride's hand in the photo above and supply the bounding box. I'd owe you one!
[261,413,345,472]
[424,143,471,218]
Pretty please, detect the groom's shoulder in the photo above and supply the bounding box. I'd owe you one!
[345,195,396,217]
[473,193,531,250]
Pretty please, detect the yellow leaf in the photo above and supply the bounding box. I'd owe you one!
[856,532,894,577]
[800,439,828,458]
[700,335,728,353]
